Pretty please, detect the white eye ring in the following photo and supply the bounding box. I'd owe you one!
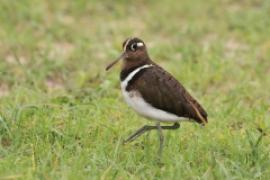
[130,42,144,51]
[137,42,144,47]
[130,43,137,51]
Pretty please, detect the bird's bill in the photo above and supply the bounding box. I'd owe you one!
[105,52,126,71]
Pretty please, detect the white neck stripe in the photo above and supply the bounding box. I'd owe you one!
[121,64,153,89]
[120,64,187,122]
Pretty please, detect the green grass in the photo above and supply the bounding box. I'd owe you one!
[0,0,270,179]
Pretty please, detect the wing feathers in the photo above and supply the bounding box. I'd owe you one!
[127,65,208,124]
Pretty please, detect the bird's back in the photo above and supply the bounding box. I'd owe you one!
[127,63,208,124]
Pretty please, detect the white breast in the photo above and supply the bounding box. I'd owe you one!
[121,65,186,122]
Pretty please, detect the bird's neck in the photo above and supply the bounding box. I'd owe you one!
[120,58,152,81]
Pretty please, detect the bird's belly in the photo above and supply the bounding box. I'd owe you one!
[121,89,185,122]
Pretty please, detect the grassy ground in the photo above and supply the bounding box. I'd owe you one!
[0,0,270,179]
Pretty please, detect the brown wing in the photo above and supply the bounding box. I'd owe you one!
[127,65,208,124]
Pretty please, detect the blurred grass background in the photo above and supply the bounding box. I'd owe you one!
[0,0,270,179]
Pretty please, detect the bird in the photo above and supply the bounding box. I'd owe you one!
[106,37,207,158]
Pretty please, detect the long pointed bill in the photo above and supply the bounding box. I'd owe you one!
[105,52,125,71]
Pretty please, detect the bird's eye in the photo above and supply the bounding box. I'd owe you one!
[130,43,137,51]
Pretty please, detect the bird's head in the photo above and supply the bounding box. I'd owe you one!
[106,37,149,71]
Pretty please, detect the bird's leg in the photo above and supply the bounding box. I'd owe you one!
[157,122,164,159]
[123,125,156,144]
[123,122,180,144]
[158,122,180,158]
[160,122,180,130]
